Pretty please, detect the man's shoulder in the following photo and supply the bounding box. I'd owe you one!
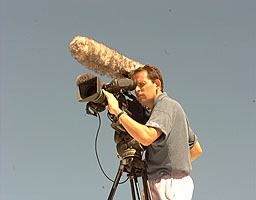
[156,93,180,108]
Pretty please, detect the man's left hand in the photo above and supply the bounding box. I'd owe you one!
[102,90,121,116]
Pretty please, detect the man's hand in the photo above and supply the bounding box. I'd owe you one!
[102,90,121,116]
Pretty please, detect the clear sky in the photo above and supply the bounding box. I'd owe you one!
[1,0,255,199]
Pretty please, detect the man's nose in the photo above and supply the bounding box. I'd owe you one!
[135,85,141,93]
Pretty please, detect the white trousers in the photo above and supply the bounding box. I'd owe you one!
[146,175,194,200]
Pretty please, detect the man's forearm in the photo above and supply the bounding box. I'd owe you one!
[118,112,160,146]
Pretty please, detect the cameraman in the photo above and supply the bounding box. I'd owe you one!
[103,64,202,200]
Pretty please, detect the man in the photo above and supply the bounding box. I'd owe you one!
[103,64,202,200]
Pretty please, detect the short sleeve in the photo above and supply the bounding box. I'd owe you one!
[146,108,173,135]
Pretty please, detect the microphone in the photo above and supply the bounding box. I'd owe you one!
[69,35,144,79]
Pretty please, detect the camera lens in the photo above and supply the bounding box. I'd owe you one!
[86,86,97,97]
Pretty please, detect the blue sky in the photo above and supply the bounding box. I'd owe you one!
[1,0,255,199]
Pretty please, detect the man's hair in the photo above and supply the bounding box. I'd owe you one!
[132,64,164,92]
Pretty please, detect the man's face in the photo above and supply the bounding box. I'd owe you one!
[133,70,159,109]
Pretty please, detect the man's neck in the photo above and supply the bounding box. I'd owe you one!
[148,91,163,110]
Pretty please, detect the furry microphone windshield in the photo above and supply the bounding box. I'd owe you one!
[69,35,144,79]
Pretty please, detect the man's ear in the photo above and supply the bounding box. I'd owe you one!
[155,79,161,89]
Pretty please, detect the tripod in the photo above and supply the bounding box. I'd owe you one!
[107,156,152,200]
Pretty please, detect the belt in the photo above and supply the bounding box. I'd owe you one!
[170,172,188,179]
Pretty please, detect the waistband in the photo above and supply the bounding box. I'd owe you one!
[150,172,188,184]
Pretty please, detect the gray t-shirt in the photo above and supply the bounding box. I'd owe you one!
[145,92,197,181]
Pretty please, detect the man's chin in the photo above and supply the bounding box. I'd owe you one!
[138,98,146,106]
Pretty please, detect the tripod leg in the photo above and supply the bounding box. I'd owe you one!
[129,177,136,200]
[107,161,125,200]
[142,172,153,200]
[132,168,142,200]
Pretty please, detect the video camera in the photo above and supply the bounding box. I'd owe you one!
[76,73,149,159]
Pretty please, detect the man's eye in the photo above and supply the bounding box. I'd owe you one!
[139,83,145,88]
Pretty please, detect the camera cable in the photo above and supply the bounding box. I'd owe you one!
[95,113,128,184]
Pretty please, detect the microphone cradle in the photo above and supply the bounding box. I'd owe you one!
[108,154,152,200]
